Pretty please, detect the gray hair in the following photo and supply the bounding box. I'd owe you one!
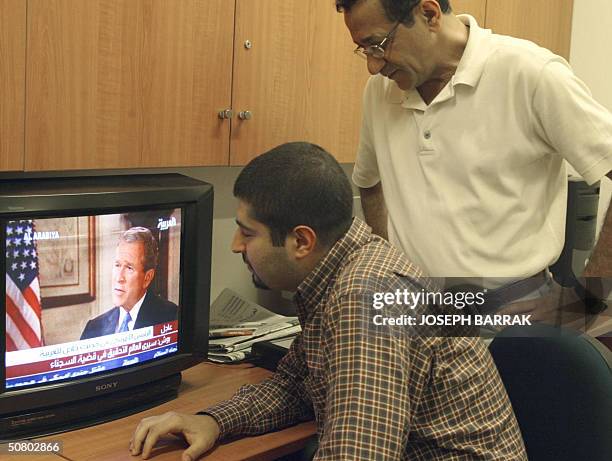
[119,227,159,271]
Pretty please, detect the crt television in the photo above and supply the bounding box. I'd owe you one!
[0,174,212,440]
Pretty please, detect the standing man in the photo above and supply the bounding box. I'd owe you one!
[130,143,526,460]
[338,0,612,310]
[80,227,177,339]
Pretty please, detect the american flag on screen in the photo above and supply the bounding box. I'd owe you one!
[5,220,43,351]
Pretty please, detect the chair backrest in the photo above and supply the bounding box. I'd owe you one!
[489,324,612,461]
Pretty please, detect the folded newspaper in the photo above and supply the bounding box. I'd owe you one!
[208,289,301,363]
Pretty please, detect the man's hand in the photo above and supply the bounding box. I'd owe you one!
[130,412,220,461]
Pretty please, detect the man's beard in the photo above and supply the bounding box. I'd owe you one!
[251,273,270,290]
[242,253,270,290]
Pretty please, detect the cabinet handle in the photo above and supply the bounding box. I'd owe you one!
[238,110,252,120]
[218,109,233,119]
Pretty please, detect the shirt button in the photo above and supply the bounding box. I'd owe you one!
[424,130,432,139]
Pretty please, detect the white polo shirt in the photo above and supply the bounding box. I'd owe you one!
[353,15,612,285]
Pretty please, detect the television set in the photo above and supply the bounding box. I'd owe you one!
[0,174,212,441]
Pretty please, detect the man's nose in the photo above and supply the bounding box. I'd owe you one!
[231,230,245,254]
[367,55,386,75]
[115,268,126,282]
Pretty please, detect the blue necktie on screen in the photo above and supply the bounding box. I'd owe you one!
[118,312,132,333]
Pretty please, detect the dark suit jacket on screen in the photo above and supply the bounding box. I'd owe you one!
[80,291,178,340]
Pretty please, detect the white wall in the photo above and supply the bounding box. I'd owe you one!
[570,0,612,235]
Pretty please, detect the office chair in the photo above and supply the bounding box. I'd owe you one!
[489,323,612,461]
[549,179,608,314]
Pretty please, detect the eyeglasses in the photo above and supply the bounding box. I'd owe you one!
[353,20,402,60]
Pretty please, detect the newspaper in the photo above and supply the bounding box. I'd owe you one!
[208,349,251,364]
[208,289,301,362]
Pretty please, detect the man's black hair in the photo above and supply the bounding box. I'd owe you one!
[336,0,452,26]
[234,142,353,248]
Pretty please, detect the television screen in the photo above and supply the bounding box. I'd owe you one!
[0,174,212,440]
[5,209,182,389]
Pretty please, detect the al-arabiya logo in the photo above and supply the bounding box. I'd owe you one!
[157,216,177,231]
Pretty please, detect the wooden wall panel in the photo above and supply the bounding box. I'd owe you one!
[485,0,574,59]
[0,0,26,171]
[25,0,234,171]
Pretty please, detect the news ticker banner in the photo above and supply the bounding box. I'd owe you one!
[5,321,178,388]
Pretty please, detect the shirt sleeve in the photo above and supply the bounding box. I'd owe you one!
[533,59,612,185]
[202,334,314,439]
[352,77,382,189]
[314,293,419,460]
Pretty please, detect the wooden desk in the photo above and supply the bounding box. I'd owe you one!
[0,449,60,461]
[38,363,316,461]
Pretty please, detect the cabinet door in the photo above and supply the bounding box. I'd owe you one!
[26,0,234,171]
[0,0,26,171]
[485,0,574,59]
[230,0,370,165]
[453,0,487,25]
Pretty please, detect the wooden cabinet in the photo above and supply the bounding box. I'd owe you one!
[1,0,576,171]
[25,0,234,170]
[230,1,369,165]
[0,0,26,171]
[453,0,487,25]
[24,0,368,170]
[485,0,574,59]
[453,0,574,60]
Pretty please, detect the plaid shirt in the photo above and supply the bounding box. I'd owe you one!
[205,218,527,460]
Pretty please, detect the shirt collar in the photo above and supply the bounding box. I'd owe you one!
[117,291,146,331]
[294,218,373,320]
[385,14,492,105]
[452,14,492,87]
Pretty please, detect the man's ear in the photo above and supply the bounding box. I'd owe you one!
[143,269,155,289]
[420,0,442,27]
[287,225,318,259]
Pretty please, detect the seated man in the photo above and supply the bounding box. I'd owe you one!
[130,143,526,460]
[80,227,177,339]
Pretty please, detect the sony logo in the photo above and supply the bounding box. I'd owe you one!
[95,381,118,392]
